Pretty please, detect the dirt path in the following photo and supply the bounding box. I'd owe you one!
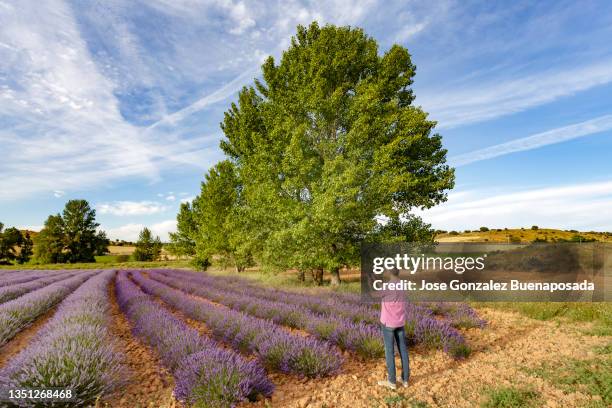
[102,279,176,408]
[0,305,58,369]
[239,308,609,408]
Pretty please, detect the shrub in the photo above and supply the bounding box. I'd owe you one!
[116,254,130,262]
[479,227,489,232]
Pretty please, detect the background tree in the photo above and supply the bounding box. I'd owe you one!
[34,199,109,264]
[62,199,106,263]
[190,161,253,272]
[133,227,162,261]
[34,215,66,264]
[0,223,24,264]
[17,232,33,264]
[168,202,198,258]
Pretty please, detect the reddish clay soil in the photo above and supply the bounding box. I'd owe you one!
[101,281,176,408]
[0,305,59,369]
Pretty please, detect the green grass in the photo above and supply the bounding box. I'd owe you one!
[481,387,540,408]
[529,353,611,407]
[94,255,133,263]
[206,266,363,294]
[384,395,407,406]
[479,302,612,333]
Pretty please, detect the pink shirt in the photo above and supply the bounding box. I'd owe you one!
[380,291,407,328]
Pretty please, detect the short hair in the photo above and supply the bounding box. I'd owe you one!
[389,267,400,277]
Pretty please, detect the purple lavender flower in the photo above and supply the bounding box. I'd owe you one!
[0,271,96,347]
[116,271,274,405]
[0,270,127,407]
[131,271,343,377]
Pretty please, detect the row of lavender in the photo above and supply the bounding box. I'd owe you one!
[131,271,343,377]
[0,271,126,407]
[0,270,66,288]
[0,271,80,304]
[198,272,486,329]
[149,271,385,358]
[116,271,274,407]
[149,270,472,358]
[0,271,97,347]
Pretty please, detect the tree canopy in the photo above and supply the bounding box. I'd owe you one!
[0,223,32,265]
[172,22,454,284]
[34,200,109,264]
[133,227,162,262]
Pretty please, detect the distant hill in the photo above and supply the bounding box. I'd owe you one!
[19,230,39,239]
[436,228,612,243]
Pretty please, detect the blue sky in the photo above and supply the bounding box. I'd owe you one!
[1,0,611,241]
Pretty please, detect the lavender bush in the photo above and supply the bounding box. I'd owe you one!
[132,271,343,377]
[187,271,380,324]
[175,349,272,408]
[149,271,385,358]
[0,270,127,407]
[0,271,95,347]
[115,271,273,406]
[0,270,65,288]
[181,270,486,330]
[422,302,487,329]
[154,269,474,359]
[0,271,79,304]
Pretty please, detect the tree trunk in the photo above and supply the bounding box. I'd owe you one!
[311,268,324,286]
[235,265,245,273]
[297,269,305,282]
[330,266,341,286]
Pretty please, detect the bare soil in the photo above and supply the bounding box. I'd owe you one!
[238,308,609,408]
[102,280,176,408]
[0,305,58,369]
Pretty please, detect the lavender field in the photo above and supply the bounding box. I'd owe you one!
[0,269,486,407]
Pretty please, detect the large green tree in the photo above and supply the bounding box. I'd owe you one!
[181,22,454,284]
[34,200,109,264]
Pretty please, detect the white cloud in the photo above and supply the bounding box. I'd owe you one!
[53,190,65,198]
[420,59,612,128]
[0,0,218,201]
[147,65,261,130]
[165,195,176,201]
[97,201,168,216]
[395,22,428,42]
[415,180,612,232]
[449,114,612,166]
[104,219,177,241]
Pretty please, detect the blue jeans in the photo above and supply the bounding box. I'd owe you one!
[382,325,410,384]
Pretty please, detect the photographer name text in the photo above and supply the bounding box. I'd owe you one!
[372,279,595,292]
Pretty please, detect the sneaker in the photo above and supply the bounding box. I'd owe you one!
[400,380,409,388]
[377,380,397,390]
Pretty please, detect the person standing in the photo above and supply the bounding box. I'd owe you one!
[378,268,410,390]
